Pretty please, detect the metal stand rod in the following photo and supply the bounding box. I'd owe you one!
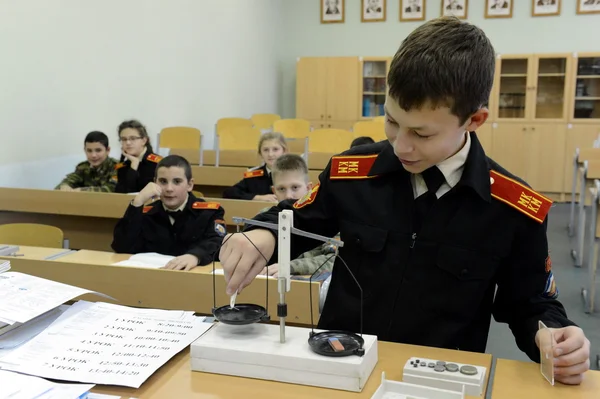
[279,278,286,343]
[568,151,579,236]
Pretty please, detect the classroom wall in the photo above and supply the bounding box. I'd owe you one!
[279,0,600,118]
[0,0,282,188]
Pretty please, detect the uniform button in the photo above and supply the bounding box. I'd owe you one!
[355,238,361,245]
[460,365,478,375]
[460,268,469,277]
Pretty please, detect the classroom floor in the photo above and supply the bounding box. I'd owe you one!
[485,203,600,368]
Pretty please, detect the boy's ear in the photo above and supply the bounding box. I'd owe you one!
[271,185,275,194]
[106,146,111,152]
[187,178,194,191]
[307,181,314,190]
[465,108,489,131]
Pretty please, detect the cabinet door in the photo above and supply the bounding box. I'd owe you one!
[326,57,359,122]
[570,54,600,123]
[532,55,571,121]
[563,124,600,193]
[475,123,493,157]
[491,123,528,178]
[296,58,328,120]
[525,123,567,193]
[359,57,390,119]
[494,56,533,121]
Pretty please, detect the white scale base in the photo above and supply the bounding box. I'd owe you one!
[190,322,378,392]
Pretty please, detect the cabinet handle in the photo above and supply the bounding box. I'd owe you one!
[531,127,535,131]
[522,127,527,131]
[328,124,331,128]
[328,115,332,119]
[321,115,324,119]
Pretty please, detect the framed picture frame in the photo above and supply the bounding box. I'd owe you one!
[532,0,561,16]
[400,0,425,21]
[441,0,468,19]
[321,0,345,24]
[362,0,386,22]
[485,0,513,18]
[577,0,600,15]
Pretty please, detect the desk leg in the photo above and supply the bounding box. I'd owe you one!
[568,154,578,237]
[573,169,587,268]
[585,188,599,313]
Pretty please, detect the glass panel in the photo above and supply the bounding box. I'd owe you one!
[574,57,600,119]
[577,57,600,76]
[498,59,528,119]
[362,61,387,117]
[536,58,566,119]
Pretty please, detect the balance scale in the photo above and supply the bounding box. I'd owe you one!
[190,210,379,392]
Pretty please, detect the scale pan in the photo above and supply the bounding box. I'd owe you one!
[308,330,365,357]
[213,304,268,325]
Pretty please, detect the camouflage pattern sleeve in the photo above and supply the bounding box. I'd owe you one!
[290,244,336,275]
[55,166,85,189]
[77,158,119,192]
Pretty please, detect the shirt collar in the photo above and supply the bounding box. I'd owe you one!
[436,131,470,189]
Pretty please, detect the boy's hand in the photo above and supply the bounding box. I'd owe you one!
[535,326,590,385]
[59,185,74,192]
[122,151,141,171]
[162,254,199,271]
[253,194,278,202]
[132,183,162,207]
[259,263,279,277]
[220,230,276,295]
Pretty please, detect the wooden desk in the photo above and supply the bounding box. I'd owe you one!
[0,245,73,260]
[491,358,600,398]
[0,188,270,251]
[7,257,319,325]
[91,342,492,399]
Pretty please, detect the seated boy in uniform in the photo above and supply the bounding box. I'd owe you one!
[112,155,225,271]
[259,154,336,277]
[56,131,118,192]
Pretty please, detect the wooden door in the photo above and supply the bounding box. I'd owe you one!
[491,122,528,178]
[326,57,359,122]
[525,123,567,193]
[296,58,328,121]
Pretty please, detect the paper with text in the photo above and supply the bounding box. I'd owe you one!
[0,301,212,388]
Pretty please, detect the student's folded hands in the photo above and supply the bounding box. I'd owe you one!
[162,254,199,271]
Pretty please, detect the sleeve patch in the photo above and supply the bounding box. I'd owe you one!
[490,170,553,223]
[146,154,163,163]
[330,155,378,180]
[542,255,558,299]
[192,201,220,210]
[142,206,153,213]
[214,221,227,237]
[115,162,126,170]
[244,169,264,179]
[293,183,320,209]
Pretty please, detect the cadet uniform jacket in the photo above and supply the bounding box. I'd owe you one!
[222,165,273,200]
[112,194,225,266]
[114,151,162,193]
[253,132,574,362]
[56,158,118,192]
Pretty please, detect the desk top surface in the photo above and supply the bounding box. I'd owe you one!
[91,341,492,399]
[1,246,71,260]
[57,250,130,265]
[491,358,600,398]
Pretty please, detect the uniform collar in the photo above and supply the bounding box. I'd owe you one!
[162,193,190,213]
[367,132,491,202]
[436,132,470,190]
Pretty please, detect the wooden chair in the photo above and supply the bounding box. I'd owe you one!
[216,118,253,135]
[251,114,281,131]
[217,126,262,151]
[0,223,64,248]
[352,121,386,141]
[157,127,202,150]
[308,129,354,153]
[273,119,311,139]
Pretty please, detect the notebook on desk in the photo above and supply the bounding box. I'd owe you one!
[112,252,175,269]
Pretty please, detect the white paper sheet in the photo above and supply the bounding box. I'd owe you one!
[0,369,92,399]
[212,268,275,279]
[0,301,211,388]
[0,306,68,348]
[0,272,106,324]
[112,252,175,269]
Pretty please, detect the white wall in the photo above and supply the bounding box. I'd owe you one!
[279,0,600,118]
[0,0,282,188]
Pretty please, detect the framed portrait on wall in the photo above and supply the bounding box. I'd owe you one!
[441,0,468,19]
[485,0,513,18]
[362,0,386,22]
[401,0,425,21]
[577,0,600,15]
[532,0,561,16]
[321,0,345,23]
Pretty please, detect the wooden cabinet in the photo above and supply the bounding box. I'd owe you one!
[569,53,600,123]
[491,122,567,193]
[309,120,355,130]
[296,57,359,125]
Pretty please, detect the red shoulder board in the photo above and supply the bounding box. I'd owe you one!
[490,170,552,224]
[192,201,220,210]
[142,206,153,213]
[330,155,378,180]
[244,169,264,179]
[146,154,162,163]
[293,183,320,209]
[115,162,126,170]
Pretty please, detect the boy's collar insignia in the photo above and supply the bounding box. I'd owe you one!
[192,201,220,210]
[143,205,153,213]
[115,162,126,170]
[244,169,265,178]
[146,154,162,163]
[293,184,320,209]
[330,154,378,180]
[489,170,552,223]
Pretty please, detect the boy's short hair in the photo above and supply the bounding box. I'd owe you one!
[351,136,375,148]
[156,155,192,181]
[388,17,495,125]
[84,131,110,149]
[271,154,308,182]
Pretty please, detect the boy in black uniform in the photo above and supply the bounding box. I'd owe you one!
[219,17,590,384]
[112,155,225,271]
[115,119,163,193]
